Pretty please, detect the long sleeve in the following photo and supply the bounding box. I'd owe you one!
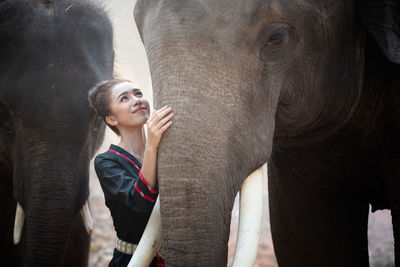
[95,156,158,212]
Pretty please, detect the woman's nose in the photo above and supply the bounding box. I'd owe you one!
[132,97,142,106]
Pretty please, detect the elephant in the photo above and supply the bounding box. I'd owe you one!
[134,0,400,266]
[0,0,114,265]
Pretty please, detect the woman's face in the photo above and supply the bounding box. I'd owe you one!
[106,82,150,129]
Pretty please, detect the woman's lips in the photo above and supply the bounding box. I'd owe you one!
[133,107,146,113]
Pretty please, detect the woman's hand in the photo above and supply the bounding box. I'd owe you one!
[146,105,174,150]
[141,105,173,189]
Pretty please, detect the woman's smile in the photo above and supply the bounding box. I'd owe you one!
[132,107,146,113]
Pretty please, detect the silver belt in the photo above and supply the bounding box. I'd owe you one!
[115,237,162,257]
[116,237,138,255]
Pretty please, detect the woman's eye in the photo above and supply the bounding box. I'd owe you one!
[135,92,143,97]
[120,96,128,101]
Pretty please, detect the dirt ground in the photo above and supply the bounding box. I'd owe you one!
[88,133,394,267]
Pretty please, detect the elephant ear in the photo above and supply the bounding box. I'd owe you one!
[359,0,400,64]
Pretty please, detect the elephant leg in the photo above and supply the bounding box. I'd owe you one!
[0,160,25,266]
[268,156,369,267]
[64,212,91,267]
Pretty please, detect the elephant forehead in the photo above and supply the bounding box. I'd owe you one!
[136,0,346,25]
[0,1,114,132]
[136,0,351,54]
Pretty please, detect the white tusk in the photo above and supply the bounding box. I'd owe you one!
[128,196,162,267]
[232,166,264,267]
[13,202,25,245]
[80,201,93,235]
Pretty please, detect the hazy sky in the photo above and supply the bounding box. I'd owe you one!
[105,0,153,104]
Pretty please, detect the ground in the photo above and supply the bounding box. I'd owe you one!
[88,134,394,267]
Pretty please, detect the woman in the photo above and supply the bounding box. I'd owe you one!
[88,79,173,267]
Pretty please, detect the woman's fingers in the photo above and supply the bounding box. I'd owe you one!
[158,120,173,134]
[146,110,156,126]
[148,106,173,130]
[150,106,172,125]
[146,106,165,125]
[145,106,173,149]
[156,112,174,129]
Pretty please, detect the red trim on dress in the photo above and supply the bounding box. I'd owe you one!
[139,170,157,194]
[108,149,140,171]
[156,257,165,266]
[134,182,156,202]
[108,149,157,202]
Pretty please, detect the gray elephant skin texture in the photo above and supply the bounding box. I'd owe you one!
[0,0,114,266]
[134,0,400,266]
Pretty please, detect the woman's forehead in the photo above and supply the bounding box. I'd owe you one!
[111,82,141,96]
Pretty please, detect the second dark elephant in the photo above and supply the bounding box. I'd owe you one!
[134,0,400,266]
[0,0,114,266]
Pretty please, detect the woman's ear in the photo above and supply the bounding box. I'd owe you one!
[106,115,118,126]
[358,0,400,64]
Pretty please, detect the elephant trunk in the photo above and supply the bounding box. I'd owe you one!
[25,198,74,266]
[156,115,247,266]
[158,160,232,266]
[13,143,91,266]
[148,44,272,265]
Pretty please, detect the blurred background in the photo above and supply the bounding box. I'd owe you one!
[88,1,395,266]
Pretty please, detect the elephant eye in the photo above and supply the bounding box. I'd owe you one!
[267,31,285,46]
[259,31,286,62]
[258,23,298,65]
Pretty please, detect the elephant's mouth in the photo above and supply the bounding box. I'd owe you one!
[128,166,265,266]
[13,201,93,244]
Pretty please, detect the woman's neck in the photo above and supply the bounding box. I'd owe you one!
[117,126,146,162]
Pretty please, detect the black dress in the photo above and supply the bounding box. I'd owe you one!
[94,144,161,267]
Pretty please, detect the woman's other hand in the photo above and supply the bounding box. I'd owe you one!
[146,105,174,150]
